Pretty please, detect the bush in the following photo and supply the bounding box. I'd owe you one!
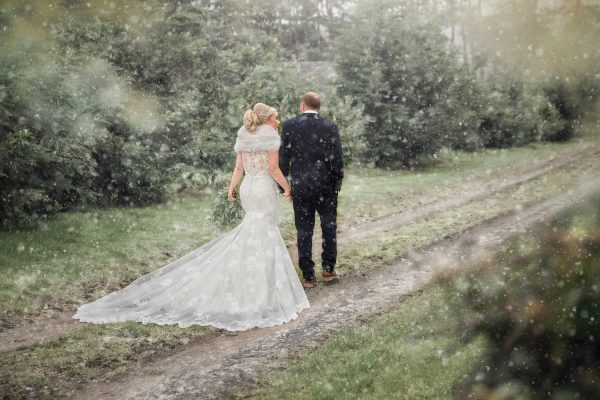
[447,195,600,400]
[321,95,369,164]
[477,71,538,148]
[334,10,484,167]
[540,80,583,142]
[476,72,585,149]
[532,93,569,143]
[0,45,99,227]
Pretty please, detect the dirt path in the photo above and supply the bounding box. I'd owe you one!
[72,178,600,399]
[0,144,598,354]
[340,143,600,241]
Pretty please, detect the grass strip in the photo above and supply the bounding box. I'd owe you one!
[242,286,486,400]
[0,322,211,399]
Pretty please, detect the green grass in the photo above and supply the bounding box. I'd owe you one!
[336,139,591,226]
[0,137,597,397]
[0,322,211,399]
[0,197,223,327]
[336,142,600,273]
[242,286,486,400]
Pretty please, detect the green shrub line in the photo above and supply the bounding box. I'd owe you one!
[2,2,599,227]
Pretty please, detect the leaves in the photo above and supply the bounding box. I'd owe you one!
[449,195,600,400]
[210,188,244,231]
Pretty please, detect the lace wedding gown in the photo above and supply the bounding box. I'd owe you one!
[73,124,310,331]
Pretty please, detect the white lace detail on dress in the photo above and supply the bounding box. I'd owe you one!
[242,151,269,177]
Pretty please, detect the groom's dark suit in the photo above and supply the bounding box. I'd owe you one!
[280,112,344,280]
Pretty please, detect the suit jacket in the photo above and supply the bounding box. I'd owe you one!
[279,112,344,196]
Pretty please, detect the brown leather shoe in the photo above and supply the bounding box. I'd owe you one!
[303,278,316,288]
[322,271,339,282]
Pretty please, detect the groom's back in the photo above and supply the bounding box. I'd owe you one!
[280,113,343,195]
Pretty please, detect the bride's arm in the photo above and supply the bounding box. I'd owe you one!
[267,150,291,200]
[228,153,244,202]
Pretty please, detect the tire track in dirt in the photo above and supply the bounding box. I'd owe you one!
[72,181,600,399]
[0,145,597,355]
[340,143,600,241]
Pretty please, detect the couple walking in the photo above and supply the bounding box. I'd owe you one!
[74,92,344,331]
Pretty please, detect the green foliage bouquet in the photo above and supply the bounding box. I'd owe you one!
[210,188,244,231]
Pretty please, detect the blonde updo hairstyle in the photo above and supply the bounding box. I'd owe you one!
[243,102,276,132]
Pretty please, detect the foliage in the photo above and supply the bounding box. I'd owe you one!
[334,10,485,167]
[332,0,600,164]
[210,188,244,231]
[477,71,540,148]
[0,129,60,228]
[532,90,570,143]
[321,95,370,164]
[0,47,98,227]
[465,1,600,144]
[1,0,599,227]
[448,195,600,400]
[540,79,587,142]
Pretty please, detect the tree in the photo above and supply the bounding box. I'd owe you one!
[334,6,483,166]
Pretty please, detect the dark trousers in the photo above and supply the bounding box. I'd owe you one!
[293,190,338,280]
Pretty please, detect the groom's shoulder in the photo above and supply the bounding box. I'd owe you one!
[320,115,337,127]
[316,115,338,133]
[283,114,337,131]
[282,115,302,131]
[284,115,302,124]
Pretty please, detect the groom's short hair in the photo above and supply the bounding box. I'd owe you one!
[302,92,321,110]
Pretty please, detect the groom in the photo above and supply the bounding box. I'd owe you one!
[280,92,344,288]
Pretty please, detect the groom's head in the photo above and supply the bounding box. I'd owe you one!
[300,92,321,113]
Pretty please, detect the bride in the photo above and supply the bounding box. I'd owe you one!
[73,103,310,331]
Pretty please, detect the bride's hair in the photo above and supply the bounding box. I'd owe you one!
[243,103,276,132]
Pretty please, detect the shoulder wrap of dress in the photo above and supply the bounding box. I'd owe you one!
[234,124,281,152]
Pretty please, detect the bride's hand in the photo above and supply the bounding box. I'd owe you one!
[227,191,235,202]
[283,190,292,203]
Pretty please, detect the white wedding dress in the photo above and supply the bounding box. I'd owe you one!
[73,124,310,331]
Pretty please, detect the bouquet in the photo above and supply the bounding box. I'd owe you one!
[210,187,244,230]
